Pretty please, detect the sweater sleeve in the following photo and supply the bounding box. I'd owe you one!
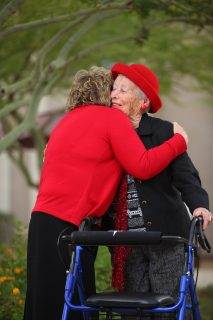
[108,109,187,180]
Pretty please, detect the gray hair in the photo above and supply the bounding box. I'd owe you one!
[135,87,147,100]
[134,87,150,112]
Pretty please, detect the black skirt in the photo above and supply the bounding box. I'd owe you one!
[23,212,97,320]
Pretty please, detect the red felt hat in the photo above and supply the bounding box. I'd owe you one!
[111,63,162,113]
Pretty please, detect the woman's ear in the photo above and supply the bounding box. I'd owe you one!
[140,98,150,111]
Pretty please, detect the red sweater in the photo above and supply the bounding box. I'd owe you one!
[33,105,186,226]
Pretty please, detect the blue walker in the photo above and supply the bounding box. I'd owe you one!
[61,216,211,319]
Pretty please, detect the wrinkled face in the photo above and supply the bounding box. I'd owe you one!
[111,75,142,117]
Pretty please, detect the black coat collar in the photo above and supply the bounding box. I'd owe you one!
[136,113,153,136]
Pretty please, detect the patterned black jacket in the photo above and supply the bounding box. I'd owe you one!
[133,113,209,238]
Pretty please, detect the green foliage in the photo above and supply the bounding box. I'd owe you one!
[133,0,213,27]
[0,0,212,87]
[198,285,213,320]
[140,21,213,93]
[95,246,112,292]
[0,1,85,79]
[0,218,27,320]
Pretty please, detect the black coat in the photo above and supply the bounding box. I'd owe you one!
[133,113,209,238]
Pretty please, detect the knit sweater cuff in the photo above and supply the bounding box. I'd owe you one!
[167,133,187,157]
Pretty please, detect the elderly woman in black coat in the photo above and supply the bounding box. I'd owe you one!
[108,63,212,318]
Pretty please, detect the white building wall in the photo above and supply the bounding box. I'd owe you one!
[0,152,11,213]
[7,151,38,223]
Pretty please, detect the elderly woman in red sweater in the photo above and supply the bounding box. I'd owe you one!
[23,67,187,320]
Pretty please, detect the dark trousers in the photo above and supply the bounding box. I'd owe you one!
[124,243,186,320]
[23,212,97,320]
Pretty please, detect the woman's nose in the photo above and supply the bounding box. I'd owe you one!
[111,89,118,98]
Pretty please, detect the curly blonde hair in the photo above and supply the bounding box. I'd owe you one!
[67,66,113,110]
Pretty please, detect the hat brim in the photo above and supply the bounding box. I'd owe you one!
[111,63,162,113]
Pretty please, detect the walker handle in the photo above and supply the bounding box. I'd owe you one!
[189,216,211,253]
[197,217,211,253]
[63,230,162,246]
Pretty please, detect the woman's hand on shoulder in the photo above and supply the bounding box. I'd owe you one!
[173,122,188,146]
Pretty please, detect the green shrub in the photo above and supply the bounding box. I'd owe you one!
[95,246,112,292]
[0,219,27,320]
[198,285,213,320]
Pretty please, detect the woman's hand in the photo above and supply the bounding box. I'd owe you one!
[193,208,213,230]
[173,122,188,146]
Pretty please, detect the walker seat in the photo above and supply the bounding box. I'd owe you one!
[86,292,175,308]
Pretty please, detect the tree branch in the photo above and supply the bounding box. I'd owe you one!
[36,15,89,75]
[30,128,46,169]
[1,117,38,187]
[65,35,135,67]
[0,13,75,39]
[0,0,23,26]
[0,1,129,39]
[0,78,45,152]
[0,76,32,96]
[0,100,27,118]
[7,147,38,188]
[55,9,127,65]
[60,12,109,60]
